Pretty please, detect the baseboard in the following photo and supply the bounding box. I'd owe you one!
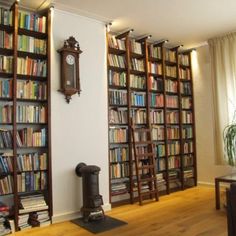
[52,203,111,223]
[198,181,230,188]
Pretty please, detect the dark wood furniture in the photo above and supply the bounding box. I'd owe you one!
[0,1,52,231]
[226,182,236,236]
[215,174,236,210]
[107,31,197,205]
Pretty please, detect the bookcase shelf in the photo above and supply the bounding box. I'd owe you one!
[0,1,52,232]
[107,31,196,205]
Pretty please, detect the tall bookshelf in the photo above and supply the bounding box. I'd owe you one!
[107,31,196,205]
[0,1,52,231]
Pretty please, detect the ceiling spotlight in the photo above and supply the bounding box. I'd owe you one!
[106,22,112,32]
[129,29,134,33]
[148,35,152,39]
[16,0,20,2]
[49,5,54,11]
[164,39,169,43]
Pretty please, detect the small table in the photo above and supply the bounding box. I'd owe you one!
[215,174,236,209]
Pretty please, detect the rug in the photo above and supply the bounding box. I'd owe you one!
[71,215,127,234]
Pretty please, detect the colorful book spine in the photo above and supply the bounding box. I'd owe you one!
[0,30,13,49]
[0,56,13,73]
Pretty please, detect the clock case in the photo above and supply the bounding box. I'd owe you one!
[57,36,82,103]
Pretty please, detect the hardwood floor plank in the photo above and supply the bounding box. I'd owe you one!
[13,186,228,236]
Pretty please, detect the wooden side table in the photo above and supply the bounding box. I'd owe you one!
[215,174,236,209]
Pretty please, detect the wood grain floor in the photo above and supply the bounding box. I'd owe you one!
[13,186,227,236]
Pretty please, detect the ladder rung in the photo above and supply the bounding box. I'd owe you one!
[138,165,154,170]
[136,152,155,157]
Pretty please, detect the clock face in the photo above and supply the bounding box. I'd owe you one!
[66,54,75,65]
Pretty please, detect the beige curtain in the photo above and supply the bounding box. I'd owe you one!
[208,33,236,164]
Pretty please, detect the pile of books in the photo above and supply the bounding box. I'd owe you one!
[156,173,166,191]
[28,211,50,227]
[0,202,11,235]
[19,194,48,214]
[18,214,31,230]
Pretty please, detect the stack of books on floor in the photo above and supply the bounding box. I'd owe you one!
[156,173,166,191]
[18,214,32,230]
[0,202,11,236]
[28,211,50,227]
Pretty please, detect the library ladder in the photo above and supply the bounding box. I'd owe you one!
[130,120,159,205]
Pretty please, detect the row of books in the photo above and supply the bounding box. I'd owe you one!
[130,92,146,106]
[17,152,47,172]
[149,45,161,59]
[107,34,125,50]
[182,126,193,139]
[183,154,194,167]
[109,147,129,163]
[165,49,176,63]
[18,11,46,33]
[0,130,12,148]
[179,54,189,66]
[133,131,147,142]
[109,127,128,143]
[130,58,145,72]
[109,108,127,124]
[0,79,12,98]
[152,126,165,141]
[149,76,163,91]
[0,175,13,195]
[0,56,13,73]
[182,111,193,123]
[0,154,13,174]
[18,35,47,55]
[16,105,47,123]
[150,109,164,124]
[108,70,126,87]
[109,89,127,105]
[110,162,129,179]
[156,173,166,191]
[182,97,192,109]
[183,141,193,153]
[0,7,12,26]
[168,156,180,169]
[165,79,178,93]
[0,105,12,123]
[17,127,47,147]
[0,30,12,49]
[179,68,191,80]
[156,144,165,157]
[157,158,166,171]
[17,57,47,77]
[149,62,162,75]
[131,109,146,124]
[130,74,145,89]
[17,80,47,100]
[133,146,148,157]
[165,65,177,78]
[130,39,142,54]
[17,171,47,193]
[167,141,180,155]
[111,182,128,195]
[167,126,180,139]
[166,95,178,108]
[108,54,126,68]
[180,82,192,95]
[150,93,164,107]
[166,111,179,124]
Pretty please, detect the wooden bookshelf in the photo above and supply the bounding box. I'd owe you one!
[0,1,51,232]
[107,32,197,205]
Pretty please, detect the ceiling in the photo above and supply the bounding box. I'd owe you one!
[2,0,236,48]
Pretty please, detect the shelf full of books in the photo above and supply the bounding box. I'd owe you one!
[107,31,196,205]
[0,1,51,232]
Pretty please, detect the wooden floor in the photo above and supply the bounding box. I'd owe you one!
[13,186,227,236]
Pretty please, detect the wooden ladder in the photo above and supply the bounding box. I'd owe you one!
[130,120,159,205]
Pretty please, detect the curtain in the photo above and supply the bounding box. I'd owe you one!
[208,32,236,165]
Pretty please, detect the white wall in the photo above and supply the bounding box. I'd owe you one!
[193,45,234,185]
[51,9,109,221]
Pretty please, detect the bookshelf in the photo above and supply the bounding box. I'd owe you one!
[107,32,196,205]
[0,1,51,231]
